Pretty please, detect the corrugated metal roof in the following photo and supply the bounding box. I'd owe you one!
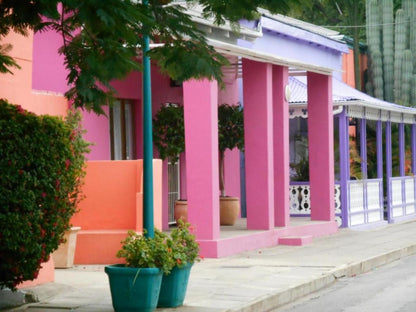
[289,76,416,116]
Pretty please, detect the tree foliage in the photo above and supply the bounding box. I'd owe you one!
[0,0,298,115]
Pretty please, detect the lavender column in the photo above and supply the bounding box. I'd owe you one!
[386,121,392,222]
[360,118,367,179]
[339,109,350,227]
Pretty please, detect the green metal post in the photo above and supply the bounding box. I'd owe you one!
[142,0,154,238]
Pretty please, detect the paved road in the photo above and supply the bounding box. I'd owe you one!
[277,254,416,312]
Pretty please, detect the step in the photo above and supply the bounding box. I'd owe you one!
[278,235,313,246]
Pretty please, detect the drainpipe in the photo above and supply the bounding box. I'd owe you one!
[142,0,154,238]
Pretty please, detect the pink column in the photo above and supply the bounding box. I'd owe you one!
[242,59,274,230]
[183,79,220,240]
[273,65,290,227]
[307,72,335,221]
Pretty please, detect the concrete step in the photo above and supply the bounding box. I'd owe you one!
[278,235,313,246]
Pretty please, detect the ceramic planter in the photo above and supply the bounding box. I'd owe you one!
[157,262,193,308]
[174,199,188,223]
[105,264,162,312]
[52,226,81,268]
[220,196,240,225]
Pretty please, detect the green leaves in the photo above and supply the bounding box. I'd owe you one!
[218,103,244,153]
[117,220,200,274]
[0,100,90,290]
[1,0,299,114]
[153,105,185,162]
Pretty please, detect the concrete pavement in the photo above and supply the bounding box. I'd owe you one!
[5,220,416,312]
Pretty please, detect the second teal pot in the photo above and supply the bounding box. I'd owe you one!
[157,262,193,308]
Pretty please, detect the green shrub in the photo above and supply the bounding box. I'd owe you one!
[0,99,90,290]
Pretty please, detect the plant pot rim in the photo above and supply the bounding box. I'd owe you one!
[105,264,161,275]
[220,196,239,200]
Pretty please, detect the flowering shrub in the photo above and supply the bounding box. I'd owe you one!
[116,220,201,274]
[0,100,90,290]
[166,220,201,268]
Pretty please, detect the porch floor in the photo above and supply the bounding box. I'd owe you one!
[196,217,339,258]
[219,217,326,239]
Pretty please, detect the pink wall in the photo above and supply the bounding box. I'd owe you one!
[82,107,111,160]
[0,31,68,116]
[32,30,68,93]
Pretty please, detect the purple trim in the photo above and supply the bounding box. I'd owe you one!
[412,125,416,215]
[412,124,416,175]
[376,121,384,222]
[386,121,392,222]
[360,119,368,223]
[399,123,405,176]
[289,181,311,186]
[360,118,367,179]
[339,109,350,227]
[399,123,406,218]
[260,17,349,53]
[376,121,383,179]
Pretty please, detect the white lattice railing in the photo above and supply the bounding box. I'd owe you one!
[348,179,383,227]
[289,182,342,226]
[388,176,416,221]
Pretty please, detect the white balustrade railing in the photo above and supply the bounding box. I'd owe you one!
[290,182,342,226]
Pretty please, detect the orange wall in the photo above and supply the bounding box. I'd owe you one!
[0,31,67,116]
[342,47,368,91]
[342,48,355,87]
[72,160,163,264]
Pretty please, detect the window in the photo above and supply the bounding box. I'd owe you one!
[110,99,135,160]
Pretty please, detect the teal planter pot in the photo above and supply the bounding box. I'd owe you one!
[105,264,162,312]
[157,263,193,308]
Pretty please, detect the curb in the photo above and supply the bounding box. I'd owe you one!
[229,242,416,312]
[2,283,72,311]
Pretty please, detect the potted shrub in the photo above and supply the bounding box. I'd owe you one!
[153,104,187,222]
[105,229,174,312]
[105,221,201,311]
[0,101,89,290]
[157,220,201,308]
[218,103,244,225]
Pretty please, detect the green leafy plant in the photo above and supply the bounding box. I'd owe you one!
[0,100,90,290]
[117,229,175,274]
[218,104,244,197]
[117,220,201,274]
[166,219,202,268]
[153,104,185,163]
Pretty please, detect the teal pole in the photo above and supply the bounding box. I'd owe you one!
[142,0,154,238]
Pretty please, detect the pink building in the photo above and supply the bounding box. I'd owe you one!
[1,7,354,262]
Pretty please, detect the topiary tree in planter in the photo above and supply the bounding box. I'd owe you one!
[153,104,186,222]
[153,104,185,163]
[218,103,244,225]
[153,103,244,225]
[0,100,90,290]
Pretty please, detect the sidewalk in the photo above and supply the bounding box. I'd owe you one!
[5,220,416,312]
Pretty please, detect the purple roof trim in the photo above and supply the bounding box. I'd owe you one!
[261,17,349,54]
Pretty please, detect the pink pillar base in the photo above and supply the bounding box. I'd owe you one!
[197,220,338,258]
